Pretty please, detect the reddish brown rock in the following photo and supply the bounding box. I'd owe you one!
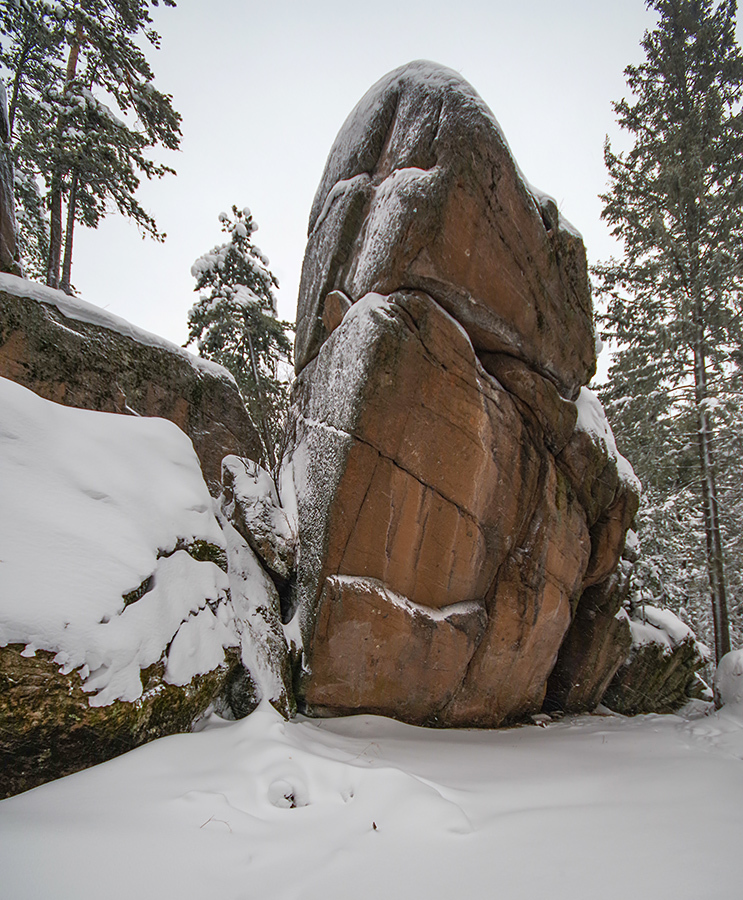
[295,61,596,399]
[0,280,261,491]
[292,290,539,620]
[442,459,589,725]
[479,352,578,454]
[303,577,486,724]
[288,63,640,729]
[291,289,593,726]
[321,290,352,335]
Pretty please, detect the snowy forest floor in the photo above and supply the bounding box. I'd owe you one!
[2,701,742,899]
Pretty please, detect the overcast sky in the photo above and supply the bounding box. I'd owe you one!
[69,0,662,355]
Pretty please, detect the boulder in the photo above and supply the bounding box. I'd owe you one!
[292,290,595,726]
[602,605,711,715]
[295,60,596,399]
[0,275,261,491]
[287,63,640,728]
[0,83,22,277]
[0,377,268,797]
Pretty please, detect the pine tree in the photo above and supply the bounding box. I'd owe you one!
[0,0,181,289]
[186,206,294,479]
[595,0,743,662]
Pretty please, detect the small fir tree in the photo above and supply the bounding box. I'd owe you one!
[595,0,743,661]
[186,206,293,477]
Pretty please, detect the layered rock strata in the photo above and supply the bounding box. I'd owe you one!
[288,62,639,727]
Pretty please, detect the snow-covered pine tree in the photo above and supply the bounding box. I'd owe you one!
[595,0,743,661]
[186,206,293,478]
[0,0,181,290]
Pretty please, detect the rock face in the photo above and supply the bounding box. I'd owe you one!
[544,562,633,714]
[288,62,639,727]
[0,276,261,490]
[295,61,595,399]
[0,83,22,277]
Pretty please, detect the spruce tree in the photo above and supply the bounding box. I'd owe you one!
[596,0,743,662]
[186,206,294,479]
[0,0,181,289]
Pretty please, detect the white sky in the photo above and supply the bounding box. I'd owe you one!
[69,0,661,352]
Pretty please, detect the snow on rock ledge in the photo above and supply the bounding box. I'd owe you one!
[575,387,640,495]
[0,274,262,490]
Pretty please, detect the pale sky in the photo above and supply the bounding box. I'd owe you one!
[69,0,661,356]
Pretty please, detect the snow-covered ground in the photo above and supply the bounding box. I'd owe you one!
[1,701,742,900]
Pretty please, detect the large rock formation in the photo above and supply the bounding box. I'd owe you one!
[0,83,22,277]
[0,275,261,490]
[287,62,639,727]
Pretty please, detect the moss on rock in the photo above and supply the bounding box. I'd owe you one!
[0,643,245,799]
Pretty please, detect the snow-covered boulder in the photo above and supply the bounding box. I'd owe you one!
[0,377,283,797]
[602,604,711,715]
[0,273,261,491]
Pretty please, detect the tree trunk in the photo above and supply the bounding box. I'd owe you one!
[693,325,731,665]
[46,177,62,288]
[47,22,84,289]
[246,329,275,476]
[60,172,77,294]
